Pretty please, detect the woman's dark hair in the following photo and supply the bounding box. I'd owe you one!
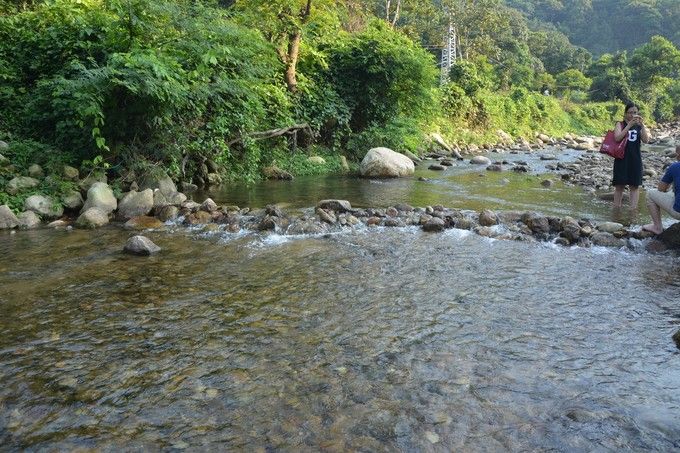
[624,102,638,113]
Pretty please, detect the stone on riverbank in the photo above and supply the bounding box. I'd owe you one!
[673,330,680,350]
[24,195,63,219]
[6,176,39,195]
[263,166,293,180]
[360,147,415,178]
[118,189,154,219]
[124,235,161,256]
[17,211,41,229]
[0,205,19,229]
[77,207,109,229]
[28,164,44,179]
[81,182,117,214]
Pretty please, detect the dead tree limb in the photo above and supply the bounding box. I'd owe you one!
[228,123,313,147]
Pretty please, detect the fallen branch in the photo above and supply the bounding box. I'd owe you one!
[228,123,313,147]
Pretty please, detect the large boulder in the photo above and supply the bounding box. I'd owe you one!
[138,172,177,197]
[81,182,117,214]
[28,164,44,179]
[0,205,19,229]
[63,165,79,181]
[317,199,352,212]
[77,207,109,229]
[6,176,39,195]
[61,191,84,211]
[24,195,63,218]
[117,189,154,219]
[360,147,415,178]
[307,156,326,165]
[17,211,41,229]
[0,153,10,167]
[79,173,107,191]
[153,189,187,208]
[262,165,293,180]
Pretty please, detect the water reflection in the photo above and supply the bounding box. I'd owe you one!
[197,150,649,225]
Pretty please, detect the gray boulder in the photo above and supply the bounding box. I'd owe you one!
[479,209,498,226]
[470,156,491,165]
[423,217,446,232]
[81,182,117,214]
[262,166,293,180]
[79,173,107,191]
[317,199,352,212]
[139,173,177,197]
[61,191,84,210]
[63,165,79,181]
[522,212,550,235]
[156,205,179,222]
[591,232,625,248]
[200,198,218,212]
[124,235,161,256]
[0,153,9,167]
[28,164,44,179]
[307,156,326,165]
[17,211,41,229]
[6,176,39,195]
[597,221,624,234]
[118,189,154,219]
[360,147,415,178]
[77,207,109,229]
[153,189,187,208]
[0,205,19,229]
[24,195,63,218]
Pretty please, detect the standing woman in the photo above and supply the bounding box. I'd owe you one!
[612,102,651,209]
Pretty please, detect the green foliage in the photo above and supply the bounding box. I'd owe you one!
[555,69,591,100]
[328,19,437,133]
[345,117,425,160]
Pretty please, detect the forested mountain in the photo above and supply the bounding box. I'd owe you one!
[505,0,680,56]
[0,0,679,208]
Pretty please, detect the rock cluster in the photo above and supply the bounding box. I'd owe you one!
[111,197,664,251]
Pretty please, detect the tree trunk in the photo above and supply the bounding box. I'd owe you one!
[283,0,312,93]
[285,31,301,93]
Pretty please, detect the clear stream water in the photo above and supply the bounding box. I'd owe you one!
[1,150,679,451]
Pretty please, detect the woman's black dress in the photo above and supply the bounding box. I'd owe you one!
[612,121,642,186]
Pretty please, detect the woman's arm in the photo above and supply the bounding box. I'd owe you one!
[614,121,629,142]
[639,123,651,143]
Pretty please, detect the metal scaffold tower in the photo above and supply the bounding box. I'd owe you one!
[440,20,457,86]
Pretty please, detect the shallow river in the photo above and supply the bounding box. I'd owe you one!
[1,151,679,451]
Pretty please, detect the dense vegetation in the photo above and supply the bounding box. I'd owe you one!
[1,0,679,206]
[506,0,680,56]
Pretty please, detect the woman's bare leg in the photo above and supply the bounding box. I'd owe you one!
[613,185,625,208]
[629,186,640,210]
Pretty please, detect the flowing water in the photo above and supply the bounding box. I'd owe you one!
[1,151,680,451]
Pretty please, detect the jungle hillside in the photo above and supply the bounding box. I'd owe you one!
[1,0,680,206]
